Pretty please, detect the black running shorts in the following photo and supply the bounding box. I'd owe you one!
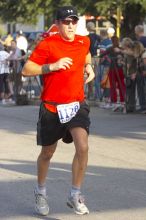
[37,101,90,146]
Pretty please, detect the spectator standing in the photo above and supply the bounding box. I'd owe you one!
[132,41,146,112]
[22,5,95,216]
[134,25,146,113]
[134,25,146,48]
[16,30,28,53]
[121,39,146,113]
[8,40,23,97]
[96,29,112,107]
[27,33,44,90]
[120,37,137,112]
[86,22,100,100]
[105,36,126,110]
[86,22,100,58]
[0,45,11,104]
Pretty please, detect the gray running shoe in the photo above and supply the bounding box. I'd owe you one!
[67,193,89,215]
[34,189,49,216]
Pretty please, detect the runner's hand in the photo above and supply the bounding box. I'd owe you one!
[50,57,73,71]
[84,64,95,84]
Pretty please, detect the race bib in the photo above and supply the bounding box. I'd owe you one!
[57,102,80,123]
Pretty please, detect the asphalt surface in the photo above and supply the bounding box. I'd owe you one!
[0,103,146,220]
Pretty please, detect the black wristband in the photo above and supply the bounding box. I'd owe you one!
[42,64,51,74]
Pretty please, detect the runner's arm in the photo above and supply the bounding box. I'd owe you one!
[22,57,73,77]
[22,60,42,76]
[84,52,95,84]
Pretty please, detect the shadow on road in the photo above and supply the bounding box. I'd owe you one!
[0,159,146,219]
[0,105,146,219]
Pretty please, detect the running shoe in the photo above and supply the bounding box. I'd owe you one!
[34,188,49,216]
[67,193,89,215]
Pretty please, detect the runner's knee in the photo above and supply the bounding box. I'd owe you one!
[40,145,56,160]
[76,144,89,156]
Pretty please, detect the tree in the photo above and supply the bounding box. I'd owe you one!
[121,3,146,38]
[0,0,43,24]
[0,0,100,30]
[0,0,146,36]
[94,0,146,38]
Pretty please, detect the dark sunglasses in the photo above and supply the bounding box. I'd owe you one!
[61,19,78,25]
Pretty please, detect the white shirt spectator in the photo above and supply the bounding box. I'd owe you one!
[0,50,10,74]
[16,35,28,53]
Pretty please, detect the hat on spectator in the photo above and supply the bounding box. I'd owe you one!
[56,6,79,20]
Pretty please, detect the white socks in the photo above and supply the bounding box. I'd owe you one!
[36,184,46,196]
[70,185,81,197]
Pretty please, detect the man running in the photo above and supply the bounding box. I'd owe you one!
[22,5,95,216]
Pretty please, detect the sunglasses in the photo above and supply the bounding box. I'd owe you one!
[61,19,78,25]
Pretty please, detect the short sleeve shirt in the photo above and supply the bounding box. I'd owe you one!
[29,34,90,104]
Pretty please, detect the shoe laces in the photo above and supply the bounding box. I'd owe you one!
[74,193,85,204]
[35,193,47,206]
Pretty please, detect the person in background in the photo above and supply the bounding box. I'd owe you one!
[105,36,126,111]
[27,33,44,90]
[119,38,146,113]
[96,29,112,107]
[8,40,23,98]
[0,32,13,51]
[142,48,146,112]
[132,41,146,113]
[134,25,146,48]
[120,37,137,113]
[0,45,12,104]
[22,5,95,216]
[16,30,28,53]
[134,25,146,113]
[86,22,100,100]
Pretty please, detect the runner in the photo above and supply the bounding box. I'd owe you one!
[22,5,95,216]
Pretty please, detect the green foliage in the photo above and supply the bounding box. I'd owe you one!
[121,3,146,37]
[0,0,99,24]
[0,0,43,23]
[0,0,146,36]
[94,0,146,37]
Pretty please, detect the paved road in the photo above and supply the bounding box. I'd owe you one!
[0,104,146,220]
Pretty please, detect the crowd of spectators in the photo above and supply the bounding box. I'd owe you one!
[87,24,146,114]
[0,30,42,104]
[0,24,146,115]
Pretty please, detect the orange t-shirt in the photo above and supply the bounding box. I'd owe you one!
[29,34,90,112]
